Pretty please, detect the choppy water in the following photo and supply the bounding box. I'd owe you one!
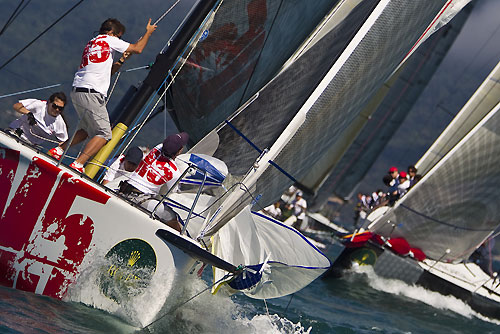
[1,242,499,334]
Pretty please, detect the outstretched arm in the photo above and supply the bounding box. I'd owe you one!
[126,18,157,54]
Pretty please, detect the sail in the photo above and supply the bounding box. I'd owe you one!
[198,0,469,237]
[195,0,380,177]
[249,0,462,208]
[306,4,473,210]
[416,60,500,176]
[370,101,500,262]
[211,206,330,299]
[168,0,338,143]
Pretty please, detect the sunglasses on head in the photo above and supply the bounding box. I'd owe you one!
[52,103,64,111]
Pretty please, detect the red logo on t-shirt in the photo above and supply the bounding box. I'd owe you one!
[136,149,177,186]
[79,36,111,69]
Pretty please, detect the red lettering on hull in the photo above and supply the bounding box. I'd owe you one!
[0,151,110,299]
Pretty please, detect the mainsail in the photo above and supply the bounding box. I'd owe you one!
[198,0,473,297]
[195,0,470,238]
[306,3,473,211]
[370,98,500,262]
[168,0,338,143]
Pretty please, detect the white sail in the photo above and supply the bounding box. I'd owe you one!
[307,3,473,209]
[211,206,330,299]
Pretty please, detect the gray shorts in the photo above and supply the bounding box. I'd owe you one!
[70,90,112,140]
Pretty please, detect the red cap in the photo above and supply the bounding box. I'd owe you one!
[399,171,407,178]
[389,166,398,173]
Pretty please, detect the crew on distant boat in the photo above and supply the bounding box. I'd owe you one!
[388,166,399,186]
[102,146,144,186]
[397,171,411,197]
[8,92,68,147]
[119,132,189,232]
[262,202,282,220]
[353,192,371,228]
[407,165,422,188]
[48,18,157,173]
[291,191,307,230]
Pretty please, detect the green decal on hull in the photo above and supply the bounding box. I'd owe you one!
[100,239,157,303]
[349,248,377,266]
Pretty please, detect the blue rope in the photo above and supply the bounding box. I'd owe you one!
[224,120,298,184]
[224,120,263,154]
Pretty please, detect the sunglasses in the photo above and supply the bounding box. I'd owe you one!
[52,103,65,111]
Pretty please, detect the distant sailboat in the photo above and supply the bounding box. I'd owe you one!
[328,61,500,319]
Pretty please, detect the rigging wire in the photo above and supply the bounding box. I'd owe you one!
[0,0,31,35]
[0,1,24,35]
[154,0,182,26]
[8,0,32,29]
[0,0,29,36]
[112,0,225,162]
[0,0,84,71]
[0,83,62,100]
[0,64,149,100]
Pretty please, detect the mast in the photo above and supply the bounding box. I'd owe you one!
[85,0,218,178]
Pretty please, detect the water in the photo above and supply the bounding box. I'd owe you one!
[1,243,499,334]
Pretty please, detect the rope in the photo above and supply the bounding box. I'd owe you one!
[27,127,61,144]
[0,84,62,100]
[113,0,225,161]
[0,63,150,101]
[154,0,182,26]
[263,299,270,317]
[224,119,299,184]
[0,0,32,36]
[141,272,233,331]
[106,72,121,104]
[0,0,85,71]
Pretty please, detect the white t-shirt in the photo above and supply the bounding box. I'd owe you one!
[73,35,129,96]
[398,179,411,196]
[9,99,68,145]
[293,197,307,220]
[263,204,282,219]
[103,154,130,183]
[128,144,183,195]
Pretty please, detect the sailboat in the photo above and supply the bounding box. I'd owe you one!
[0,0,471,326]
[327,61,500,320]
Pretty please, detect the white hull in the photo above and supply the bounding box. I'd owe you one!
[0,131,204,321]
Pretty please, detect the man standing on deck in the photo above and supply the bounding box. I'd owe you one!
[48,18,157,172]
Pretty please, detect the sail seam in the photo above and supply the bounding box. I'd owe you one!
[399,204,493,231]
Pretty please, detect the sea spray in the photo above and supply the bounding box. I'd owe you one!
[352,265,500,324]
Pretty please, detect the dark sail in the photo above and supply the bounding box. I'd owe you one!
[200,0,465,235]
[168,0,338,143]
